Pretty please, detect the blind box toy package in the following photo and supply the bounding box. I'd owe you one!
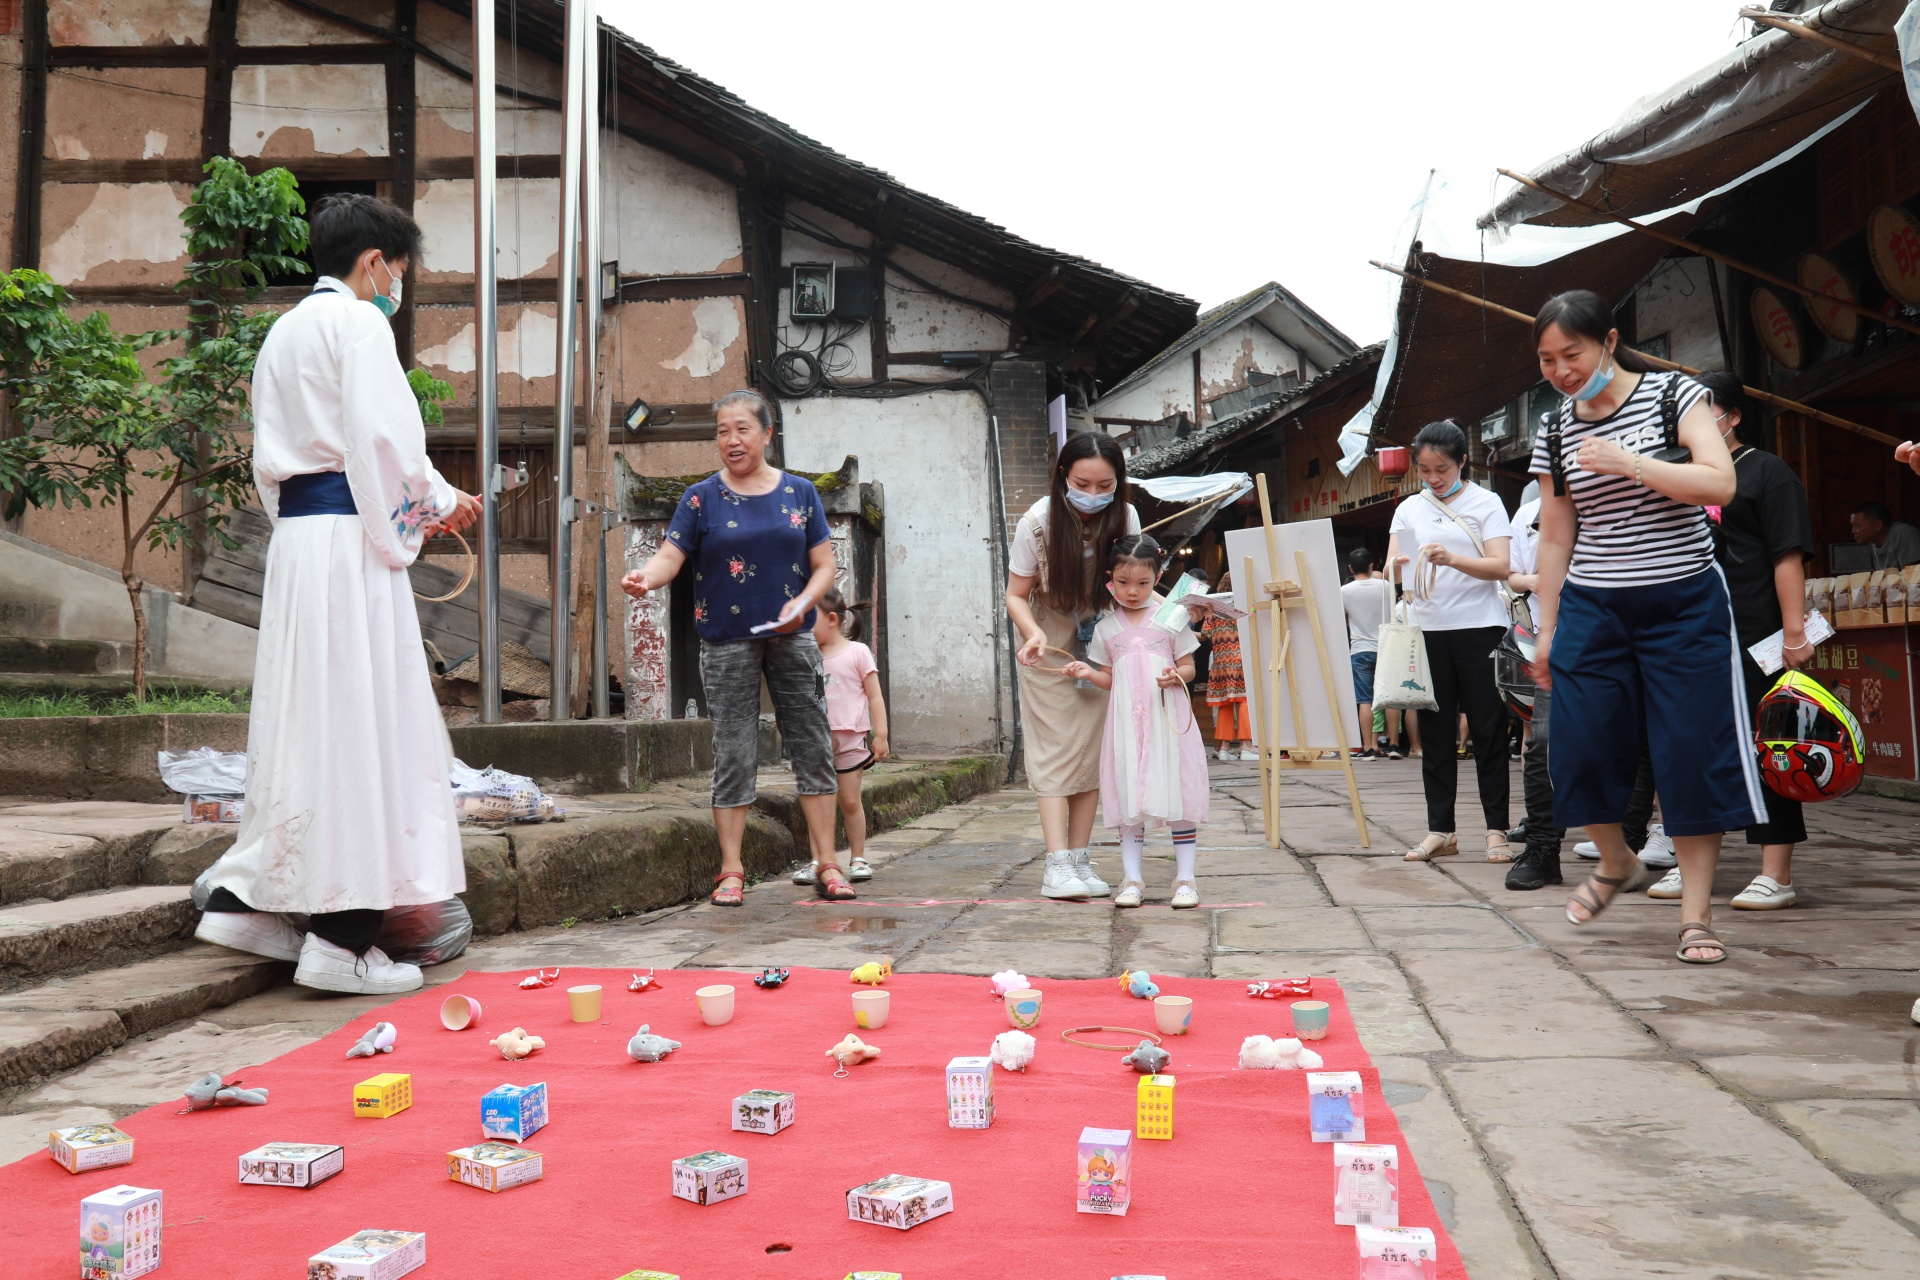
[730,1089,795,1135]
[1076,1127,1133,1215]
[671,1151,748,1205]
[50,1123,134,1174]
[307,1229,426,1280]
[613,1273,679,1279]
[353,1072,413,1119]
[1307,1070,1366,1142]
[238,1141,344,1188]
[448,1142,544,1193]
[1334,1142,1400,1227]
[184,795,244,825]
[79,1184,161,1279]
[480,1081,548,1142]
[847,1174,953,1231]
[945,1056,994,1129]
[1355,1224,1437,1280]
[1136,1074,1175,1140]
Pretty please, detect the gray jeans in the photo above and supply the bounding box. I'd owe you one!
[700,633,836,808]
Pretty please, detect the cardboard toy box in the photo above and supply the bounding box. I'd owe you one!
[847,1174,954,1231]
[730,1089,795,1135]
[1355,1225,1437,1279]
[1076,1127,1132,1216]
[1307,1070,1366,1143]
[307,1229,426,1280]
[50,1123,134,1174]
[353,1072,413,1119]
[183,794,244,824]
[613,1272,679,1279]
[1333,1142,1400,1227]
[845,1273,904,1279]
[480,1081,549,1142]
[945,1056,993,1129]
[238,1141,345,1188]
[671,1151,748,1205]
[79,1184,161,1279]
[1136,1074,1175,1140]
[448,1142,544,1193]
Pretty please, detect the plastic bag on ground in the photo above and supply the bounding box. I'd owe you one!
[449,758,560,823]
[158,747,247,796]
[374,897,472,966]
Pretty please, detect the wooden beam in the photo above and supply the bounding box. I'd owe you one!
[417,154,565,180]
[869,189,897,381]
[1079,290,1140,347]
[388,0,418,365]
[12,0,45,271]
[50,43,390,68]
[1740,7,1903,73]
[1016,265,1064,312]
[619,272,752,303]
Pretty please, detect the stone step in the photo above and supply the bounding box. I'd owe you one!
[0,637,122,675]
[0,885,198,990]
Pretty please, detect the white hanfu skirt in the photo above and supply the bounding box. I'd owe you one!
[204,514,465,914]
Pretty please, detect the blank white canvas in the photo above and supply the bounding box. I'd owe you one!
[1226,520,1356,750]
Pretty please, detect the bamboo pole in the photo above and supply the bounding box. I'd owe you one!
[1740,7,1903,73]
[1367,259,1902,447]
[1496,168,1920,341]
[1139,491,1240,535]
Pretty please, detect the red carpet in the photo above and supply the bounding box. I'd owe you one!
[1,967,1467,1279]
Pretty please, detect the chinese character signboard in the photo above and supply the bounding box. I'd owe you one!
[1812,628,1917,781]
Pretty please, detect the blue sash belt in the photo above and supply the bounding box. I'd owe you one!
[279,470,357,517]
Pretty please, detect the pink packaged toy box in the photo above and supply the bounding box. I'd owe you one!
[1333,1142,1399,1227]
[1355,1224,1437,1280]
[79,1184,161,1279]
[1076,1127,1132,1216]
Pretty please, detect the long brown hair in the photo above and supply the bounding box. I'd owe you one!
[1042,432,1131,616]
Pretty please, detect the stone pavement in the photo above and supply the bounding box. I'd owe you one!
[6,755,1920,1278]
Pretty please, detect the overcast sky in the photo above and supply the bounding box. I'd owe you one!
[601,0,1754,345]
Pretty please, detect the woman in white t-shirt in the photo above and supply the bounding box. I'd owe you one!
[1387,421,1514,863]
[1004,431,1141,901]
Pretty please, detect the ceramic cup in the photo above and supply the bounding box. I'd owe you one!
[1291,999,1331,1041]
[1005,989,1042,1030]
[439,993,482,1031]
[852,989,891,1031]
[696,984,736,1027]
[566,984,603,1023]
[1153,994,1194,1036]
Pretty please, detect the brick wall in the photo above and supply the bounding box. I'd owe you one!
[990,359,1051,539]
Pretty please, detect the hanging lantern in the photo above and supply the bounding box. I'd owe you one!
[1375,446,1409,479]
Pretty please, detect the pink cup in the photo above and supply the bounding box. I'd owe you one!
[439,994,482,1030]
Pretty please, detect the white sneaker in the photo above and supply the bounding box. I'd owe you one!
[1216,745,1234,761]
[847,856,873,882]
[1573,839,1601,860]
[1071,849,1110,897]
[294,935,423,995]
[1731,874,1796,910]
[195,910,306,962]
[1239,749,1260,761]
[1041,850,1091,900]
[1646,867,1684,899]
[1637,824,1677,869]
[1910,996,1920,1026]
[1113,880,1144,908]
[791,861,818,885]
[1170,880,1201,909]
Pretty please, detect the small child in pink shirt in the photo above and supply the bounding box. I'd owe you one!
[794,587,890,885]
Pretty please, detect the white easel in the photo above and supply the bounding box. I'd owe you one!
[1242,474,1369,850]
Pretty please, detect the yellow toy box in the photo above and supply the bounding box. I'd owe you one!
[1136,1074,1174,1140]
[353,1073,413,1119]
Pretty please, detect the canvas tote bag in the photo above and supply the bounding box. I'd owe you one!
[1372,563,1437,712]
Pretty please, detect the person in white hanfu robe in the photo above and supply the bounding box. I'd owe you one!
[196,194,479,995]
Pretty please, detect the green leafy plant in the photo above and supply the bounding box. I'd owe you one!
[0,158,307,701]
[408,367,455,426]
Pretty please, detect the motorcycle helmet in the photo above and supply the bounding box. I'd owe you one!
[1754,671,1865,803]
[1490,621,1538,723]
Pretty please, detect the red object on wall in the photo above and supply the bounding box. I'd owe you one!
[1811,627,1917,781]
[1375,446,1409,479]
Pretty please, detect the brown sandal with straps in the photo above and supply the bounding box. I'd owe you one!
[814,863,858,901]
[710,871,745,906]
[1676,921,1729,965]
[1565,862,1650,925]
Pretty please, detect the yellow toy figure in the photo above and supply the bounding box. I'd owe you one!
[849,959,892,986]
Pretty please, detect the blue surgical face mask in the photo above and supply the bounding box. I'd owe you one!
[1438,479,1463,498]
[371,256,403,318]
[1064,486,1114,515]
[1566,347,1615,402]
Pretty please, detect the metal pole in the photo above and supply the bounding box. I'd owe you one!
[472,0,503,724]
[580,9,605,718]
[549,0,587,721]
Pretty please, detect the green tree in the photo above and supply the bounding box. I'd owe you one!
[0,158,307,700]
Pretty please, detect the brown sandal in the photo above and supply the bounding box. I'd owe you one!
[815,863,858,901]
[1565,862,1650,925]
[710,871,745,906]
[1676,921,1729,965]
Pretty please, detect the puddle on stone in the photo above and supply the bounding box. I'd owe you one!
[817,916,904,933]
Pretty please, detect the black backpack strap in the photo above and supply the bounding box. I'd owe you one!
[1545,402,1569,498]
[1661,376,1679,452]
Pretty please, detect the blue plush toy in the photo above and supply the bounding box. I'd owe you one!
[1118,970,1160,1000]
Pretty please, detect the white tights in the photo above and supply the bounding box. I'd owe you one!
[1118,823,1198,885]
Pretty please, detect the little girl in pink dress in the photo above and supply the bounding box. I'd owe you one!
[1063,534,1211,908]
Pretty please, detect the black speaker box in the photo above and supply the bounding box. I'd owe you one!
[833,268,876,321]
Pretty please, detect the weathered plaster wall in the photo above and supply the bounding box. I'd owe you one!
[230,63,388,159]
[414,301,559,404]
[1096,363,1194,425]
[1199,324,1299,402]
[1634,257,1723,373]
[414,57,565,160]
[41,183,193,287]
[237,0,387,45]
[50,0,209,46]
[604,129,742,276]
[415,176,561,280]
[0,32,22,270]
[46,69,204,161]
[781,393,998,752]
[885,245,1012,355]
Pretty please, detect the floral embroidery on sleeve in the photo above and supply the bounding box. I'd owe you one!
[390,485,439,542]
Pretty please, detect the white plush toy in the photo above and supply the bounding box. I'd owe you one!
[1237,1034,1323,1070]
[988,969,1029,999]
[989,1029,1036,1072]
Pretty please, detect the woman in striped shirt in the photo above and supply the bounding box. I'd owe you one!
[1527,291,1764,965]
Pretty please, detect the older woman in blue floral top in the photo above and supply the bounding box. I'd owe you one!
[622,390,849,902]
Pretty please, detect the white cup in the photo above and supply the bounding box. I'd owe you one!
[696,984,736,1027]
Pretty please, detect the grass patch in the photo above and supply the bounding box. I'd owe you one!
[0,688,251,718]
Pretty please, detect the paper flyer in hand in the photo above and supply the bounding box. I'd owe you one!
[1748,611,1835,676]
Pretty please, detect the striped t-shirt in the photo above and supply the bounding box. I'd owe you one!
[1528,370,1712,589]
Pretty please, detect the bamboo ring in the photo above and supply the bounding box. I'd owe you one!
[1024,643,1084,675]
[414,527,476,603]
[1060,1025,1163,1051]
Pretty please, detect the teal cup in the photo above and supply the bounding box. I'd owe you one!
[1290,999,1330,1041]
